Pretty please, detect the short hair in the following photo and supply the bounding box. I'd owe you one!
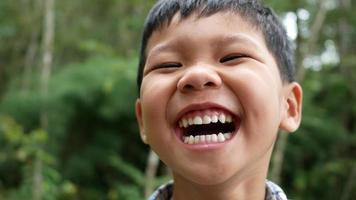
[137,0,295,92]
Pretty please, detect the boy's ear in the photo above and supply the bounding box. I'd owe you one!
[135,99,148,144]
[279,82,303,132]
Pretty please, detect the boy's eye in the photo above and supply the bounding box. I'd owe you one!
[155,62,182,69]
[219,54,246,63]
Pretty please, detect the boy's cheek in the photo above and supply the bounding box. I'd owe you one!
[135,95,169,145]
[226,70,281,116]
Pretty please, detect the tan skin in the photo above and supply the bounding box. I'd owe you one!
[136,12,302,200]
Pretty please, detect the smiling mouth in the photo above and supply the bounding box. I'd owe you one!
[177,110,240,145]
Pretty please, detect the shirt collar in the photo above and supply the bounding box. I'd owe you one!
[148,180,288,200]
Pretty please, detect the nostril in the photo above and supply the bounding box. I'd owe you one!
[184,84,194,90]
[204,82,216,87]
[183,81,216,91]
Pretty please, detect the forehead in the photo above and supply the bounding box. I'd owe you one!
[146,12,269,59]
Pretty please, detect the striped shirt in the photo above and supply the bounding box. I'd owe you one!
[148,180,287,200]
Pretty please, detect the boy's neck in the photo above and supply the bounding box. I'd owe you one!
[172,167,268,200]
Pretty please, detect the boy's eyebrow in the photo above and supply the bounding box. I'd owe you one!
[147,43,178,59]
[214,34,263,51]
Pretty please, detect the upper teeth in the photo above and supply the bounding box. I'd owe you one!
[193,116,203,125]
[179,113,232,128]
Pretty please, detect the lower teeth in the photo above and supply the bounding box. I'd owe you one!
[183,132,232,144]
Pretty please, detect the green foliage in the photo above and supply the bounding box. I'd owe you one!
[0,56,147,199]
[0,116,64,200]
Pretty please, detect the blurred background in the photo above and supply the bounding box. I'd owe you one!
[0,0,355,199]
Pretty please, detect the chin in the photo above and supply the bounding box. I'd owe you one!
[174,164,239,186]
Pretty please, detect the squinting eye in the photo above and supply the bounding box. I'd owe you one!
[155,62,182,69]
[220,54,246,63]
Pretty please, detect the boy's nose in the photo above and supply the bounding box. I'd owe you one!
[177,65,222,92]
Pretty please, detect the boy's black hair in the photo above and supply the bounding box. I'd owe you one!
[137,0,295,92]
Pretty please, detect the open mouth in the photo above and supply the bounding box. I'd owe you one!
[177,110,240,145]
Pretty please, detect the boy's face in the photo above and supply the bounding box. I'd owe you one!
[136,12,302,185]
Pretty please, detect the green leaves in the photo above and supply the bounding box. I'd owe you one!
[0,56,146,199]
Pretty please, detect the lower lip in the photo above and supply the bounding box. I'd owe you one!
[182,140,233,151]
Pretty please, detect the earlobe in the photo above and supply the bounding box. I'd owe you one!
[135,99,148,144]
[279,82,303,132]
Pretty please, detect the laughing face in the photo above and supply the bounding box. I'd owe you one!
[136,12,302,186]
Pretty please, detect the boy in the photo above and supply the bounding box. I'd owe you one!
[135,0,303,199]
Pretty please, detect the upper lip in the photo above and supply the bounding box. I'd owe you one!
[175,102,236,125]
